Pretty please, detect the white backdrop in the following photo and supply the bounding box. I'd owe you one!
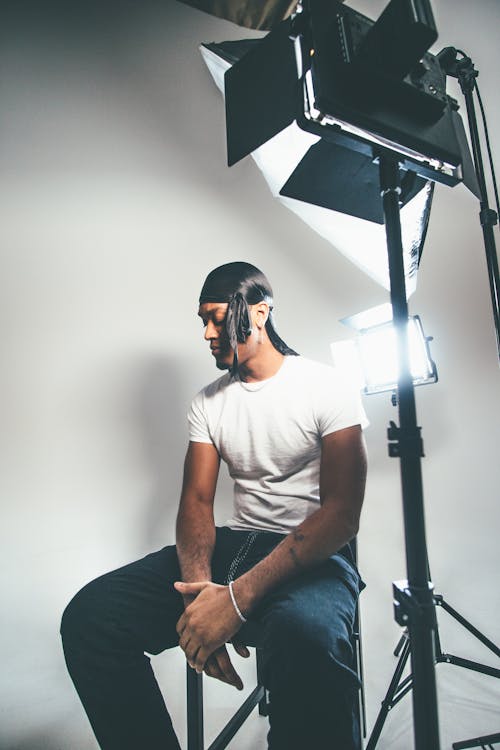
[1,1,499,748]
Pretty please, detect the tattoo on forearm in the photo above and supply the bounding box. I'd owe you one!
[289,546,303,570]
[287,530,306,570]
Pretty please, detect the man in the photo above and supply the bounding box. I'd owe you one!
[61,261,368,750]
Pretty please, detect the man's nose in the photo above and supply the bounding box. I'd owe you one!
[204,321,218,340]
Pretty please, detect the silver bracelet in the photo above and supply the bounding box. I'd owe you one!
[228,580,247,623]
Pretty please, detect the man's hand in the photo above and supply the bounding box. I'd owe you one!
[174,581,244,673]
[203,642,250,690]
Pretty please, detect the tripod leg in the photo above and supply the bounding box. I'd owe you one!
[394,630,408,657]
[452,730,500,749]
[437,597,500,658]
[366,637,412,750]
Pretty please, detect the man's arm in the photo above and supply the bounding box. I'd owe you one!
[175,424,367,672]
[176,440,220,588]
[176,441,250,688]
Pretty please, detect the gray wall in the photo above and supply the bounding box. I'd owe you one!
[1,1,499,748]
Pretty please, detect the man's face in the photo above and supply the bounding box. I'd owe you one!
[198,302,233,370]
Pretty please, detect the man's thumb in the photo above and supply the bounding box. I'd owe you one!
[174,581,206,594]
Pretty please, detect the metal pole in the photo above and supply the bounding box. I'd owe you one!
[379,153,441,750]
[458,61,500,361]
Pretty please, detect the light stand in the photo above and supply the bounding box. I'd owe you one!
[378,153,440,750]
[366,49,500,750]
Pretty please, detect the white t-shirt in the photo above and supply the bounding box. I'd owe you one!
[188,355,368,533]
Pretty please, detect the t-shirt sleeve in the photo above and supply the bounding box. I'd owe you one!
[187,390,213,444]
[315,370,369,437]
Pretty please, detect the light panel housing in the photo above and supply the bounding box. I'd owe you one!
[331,304,438,395]
[357,315,437,394]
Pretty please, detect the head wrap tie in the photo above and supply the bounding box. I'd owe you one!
[199,261,298,376]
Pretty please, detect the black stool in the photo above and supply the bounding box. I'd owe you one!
[186,619,269,750]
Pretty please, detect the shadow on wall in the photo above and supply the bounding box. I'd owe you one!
[6,730,68,750]
[135,355,189,550]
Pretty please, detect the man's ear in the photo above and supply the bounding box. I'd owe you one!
[253,302,270,329]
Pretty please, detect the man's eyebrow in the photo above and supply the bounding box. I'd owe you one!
[198,307,227,317]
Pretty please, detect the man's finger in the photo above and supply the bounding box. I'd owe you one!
[176,613,186,636]
[178,632,191,653]
[185,644,201,671]
[204,655,229,684]
[214,648,244,690]
[193,647,210,674]
[232,641,250,658]
[203,657,218,679]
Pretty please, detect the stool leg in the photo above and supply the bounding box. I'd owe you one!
[256,648,269,717]
[186,664,204,750]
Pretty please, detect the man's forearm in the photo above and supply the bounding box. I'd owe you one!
[232,503,358,617]
[176,500,216,583]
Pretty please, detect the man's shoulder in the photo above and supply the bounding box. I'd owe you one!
[193,371,233,403]
[285,355,340,382]
[285,357,355,403]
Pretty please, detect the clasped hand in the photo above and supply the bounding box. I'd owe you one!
[174,580,248,690]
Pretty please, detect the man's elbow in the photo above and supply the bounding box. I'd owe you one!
[323,500,362,541]
[342,511,360,541]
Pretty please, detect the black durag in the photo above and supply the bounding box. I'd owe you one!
[199,261,298,375]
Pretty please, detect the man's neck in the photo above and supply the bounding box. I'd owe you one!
[237,347,286,383]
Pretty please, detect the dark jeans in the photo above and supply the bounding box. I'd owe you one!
[61,527,362,750]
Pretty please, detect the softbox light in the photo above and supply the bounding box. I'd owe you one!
[201,37,433,295]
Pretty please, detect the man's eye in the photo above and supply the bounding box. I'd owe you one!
[201,318,225,328]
